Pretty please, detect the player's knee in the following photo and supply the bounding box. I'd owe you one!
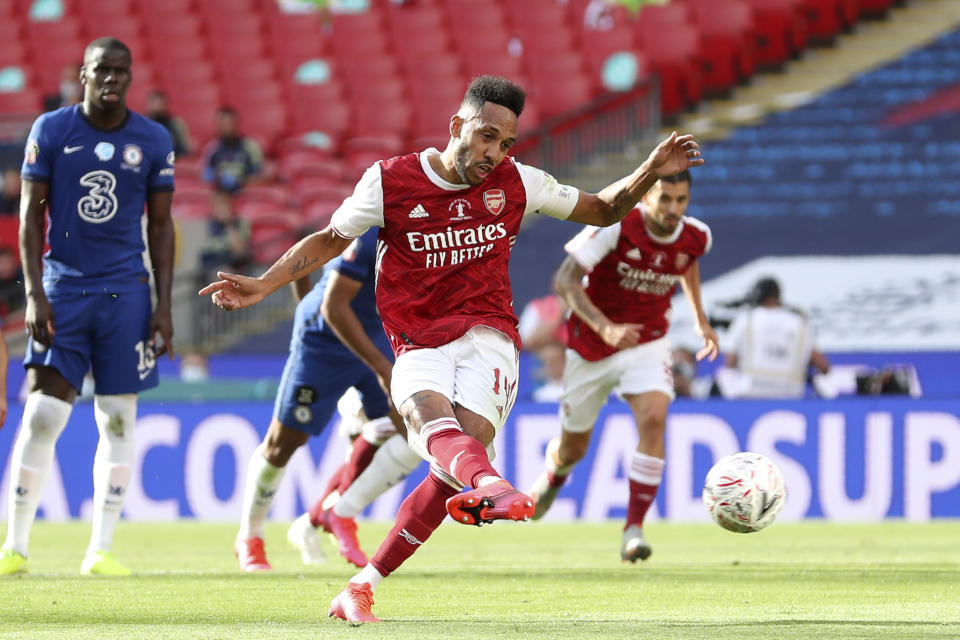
[94,394,138,442]
[261,424,306,467]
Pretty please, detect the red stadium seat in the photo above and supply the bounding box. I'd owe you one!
[301,199,342,230]
[533,72,594,120]
[133,0,194,15]
[174,155,206,180]
[289,100,351,142]
[738,0,807,68]
[156,61,216,92]
[0,88,41,114]
[0,35,26,66]
[517,29,578,57]
[219,60,277,86]
[636,21,703,116]
[351,101,411,139]
[342,134,404,157]
[801,0,857,41]
[77,0,134,16]
[197,0,256,14]
[346,77,406,106]
[292,178,352,204]
[144,14,202,41]
[277,153,344,183]
[858,0,896,16]
[206,13,263,40]
[236,103,288,150]
[171,183,213,208]
[682,0,757,92]
[236,184,292,208]
[171,200,210,220]
[288,82,344,109]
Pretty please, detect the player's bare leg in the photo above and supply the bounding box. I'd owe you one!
[236,418,308,571]
[528,428,592,519]
[620,391,670,563]
[400,390,533,525]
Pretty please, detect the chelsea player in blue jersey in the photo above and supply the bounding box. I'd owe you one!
[1,38,175,576]
[234,227,420,572]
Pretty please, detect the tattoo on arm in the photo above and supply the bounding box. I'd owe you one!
[610,187,633,216]
[289,255,319,278]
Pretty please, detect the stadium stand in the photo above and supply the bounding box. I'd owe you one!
[0,0,895,336]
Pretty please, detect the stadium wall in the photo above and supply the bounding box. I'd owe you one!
[1,398,958,523]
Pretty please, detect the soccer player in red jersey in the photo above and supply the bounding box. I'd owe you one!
[200,76,704,623]
[527,170,719,562]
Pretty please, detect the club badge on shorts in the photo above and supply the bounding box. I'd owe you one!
[483,189,505,215]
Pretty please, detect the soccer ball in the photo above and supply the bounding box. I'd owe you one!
[702,452,786,533]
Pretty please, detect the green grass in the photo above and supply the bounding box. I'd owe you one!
[3,520,959,639]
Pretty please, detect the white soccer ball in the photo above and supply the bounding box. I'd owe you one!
[702,452,786,533]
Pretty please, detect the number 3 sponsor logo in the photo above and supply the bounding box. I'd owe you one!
[77,170,119,223]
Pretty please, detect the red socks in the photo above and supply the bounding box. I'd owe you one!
[626,479,659,529]
[308,438,380,527]
[547,470,569,489]
[337,438,378,494]
[369,472,458,577]
[423,420,499,489]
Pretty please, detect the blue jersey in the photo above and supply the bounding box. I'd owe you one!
[292,227,388,355]
[21,104,175,293]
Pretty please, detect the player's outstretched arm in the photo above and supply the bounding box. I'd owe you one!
[680,262,718,362]
[199,226,353,311]
[567,132,704,227]
[554,255,642,350]
[20,179,55,347]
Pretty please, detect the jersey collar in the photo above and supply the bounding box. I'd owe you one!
[419,148,470,191]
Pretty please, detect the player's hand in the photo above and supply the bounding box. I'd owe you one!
[0,395,7,429]
[24,293,55,347]
[150,306,175,360]
[599,322,643,350]
[694,322,719,362]
[375,367,393,400]
[198,272,267,311]
[646,131,704,178]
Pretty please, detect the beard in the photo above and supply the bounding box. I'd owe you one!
[453,142,474,185]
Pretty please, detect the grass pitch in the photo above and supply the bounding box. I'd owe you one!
[3,520,958,639]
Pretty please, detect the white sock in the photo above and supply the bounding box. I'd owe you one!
[334,434,421,519]
[545,437,574,477]
[237,447,285,540]
[88,394,137,555]
[3,393,72,557]
[349,563,385,591]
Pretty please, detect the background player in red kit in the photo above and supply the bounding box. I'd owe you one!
[528,170,718,563]
[200,76,704,623]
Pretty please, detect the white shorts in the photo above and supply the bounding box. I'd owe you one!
[391,325,520,432]
[560,336,674,434]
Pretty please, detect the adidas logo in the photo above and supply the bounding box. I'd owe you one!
[408,204,429,219]
[626,247,643,260]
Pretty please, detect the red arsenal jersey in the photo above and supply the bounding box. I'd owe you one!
[373,152,528,355]
[565,206,712,361]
